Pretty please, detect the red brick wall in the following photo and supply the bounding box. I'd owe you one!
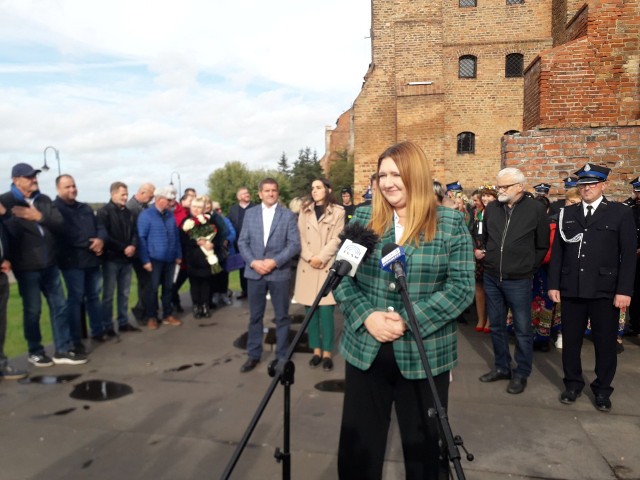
[503,125,640,200]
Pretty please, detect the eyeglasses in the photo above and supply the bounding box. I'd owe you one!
[496,183,520,191]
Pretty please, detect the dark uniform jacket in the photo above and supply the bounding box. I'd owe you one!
[548,197,636,298]
[0,189,64,272]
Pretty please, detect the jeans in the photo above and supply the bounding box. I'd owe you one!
[483,273,533,378]
[0,273,8,363]
[14,266,70,355]
[247,278,291,361]
[62,267,103,341]
[146,260,175,320]
[102,261,133,330]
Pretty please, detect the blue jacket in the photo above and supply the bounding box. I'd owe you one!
[137,206,182,264]
[53,197,107,270]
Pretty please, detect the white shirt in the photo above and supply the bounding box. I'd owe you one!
[261,202,277,247]
[393,210,404,243]
[582,195,603,216]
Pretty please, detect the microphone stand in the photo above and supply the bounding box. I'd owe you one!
[393,266,473,480]
[220,262,351,480]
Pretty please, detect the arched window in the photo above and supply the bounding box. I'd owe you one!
[458,55,477,79]
[457,132,475,154]
[504,130,520,136]
[505,53,524,77]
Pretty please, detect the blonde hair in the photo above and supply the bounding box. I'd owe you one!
[369,141,438,245]
[565,187,581,205]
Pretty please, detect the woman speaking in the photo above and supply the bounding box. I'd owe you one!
[334,141,475,479]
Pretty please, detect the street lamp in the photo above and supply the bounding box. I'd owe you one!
[42,146,61,176]
[169,171,182,198]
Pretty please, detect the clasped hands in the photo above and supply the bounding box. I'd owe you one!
[364,311,407,343]
[251,258,277,276]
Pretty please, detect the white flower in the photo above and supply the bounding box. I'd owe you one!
[183,219,195,231]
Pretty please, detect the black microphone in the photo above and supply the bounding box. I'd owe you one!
[321,222,379,295]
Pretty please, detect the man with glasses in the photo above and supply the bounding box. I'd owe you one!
[548,163,636,412]
[0,163,86,366]
[477,167,549,394]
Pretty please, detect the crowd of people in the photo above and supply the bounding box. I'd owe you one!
[0,150,638,477]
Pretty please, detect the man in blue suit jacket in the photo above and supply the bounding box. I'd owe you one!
[237,178,301,372]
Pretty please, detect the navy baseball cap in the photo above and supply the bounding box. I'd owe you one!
[11,163,41,178]
[630,176,640,192]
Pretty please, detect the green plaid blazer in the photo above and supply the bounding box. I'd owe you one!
[335,205,475,379]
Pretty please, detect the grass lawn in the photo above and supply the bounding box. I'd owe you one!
[4,270,241,359]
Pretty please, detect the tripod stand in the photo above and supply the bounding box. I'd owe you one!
[220,266,346,480]
[394,272,473,479]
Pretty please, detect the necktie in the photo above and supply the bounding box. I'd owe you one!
[585,205,593,225]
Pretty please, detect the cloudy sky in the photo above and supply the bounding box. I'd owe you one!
[0,1,372,201]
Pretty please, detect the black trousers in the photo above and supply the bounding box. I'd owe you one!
[628,257,640,334]
[561,297,619,397]
[132,259,152,320]
[338,343,449,480]
[189,275,211,306]
[171,268,189,306]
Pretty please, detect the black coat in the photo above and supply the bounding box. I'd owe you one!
[97,201,138,263]
[179,213,228,277]
[548,198,636,298]
[0,190,64,271]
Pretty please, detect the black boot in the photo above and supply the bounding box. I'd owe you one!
[192,305,201,318]
[201,304,211,318]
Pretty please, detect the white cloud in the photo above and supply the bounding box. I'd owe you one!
[0,0,371,201]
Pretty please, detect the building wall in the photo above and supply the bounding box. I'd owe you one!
[350,0,554,196]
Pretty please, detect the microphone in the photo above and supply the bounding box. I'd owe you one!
[380,243,407,281]
[322,222,379,295]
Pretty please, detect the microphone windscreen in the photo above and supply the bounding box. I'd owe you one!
[338,222,379,263]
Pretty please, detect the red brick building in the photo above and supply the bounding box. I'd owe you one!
[325,0,639,201]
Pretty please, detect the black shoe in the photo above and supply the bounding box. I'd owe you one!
[559,389,581,404]
[616,341,624,354]
[192,305,202,318]
[309,355,321,368]
[53,350,89,365]
[240,358,259,373]
[104,329,120,341]
[28,353,54,367]
[119,324,141,333]
[533,342,550,352]
[594,394,612,412]
[91,334,107,343]
[322,357,334,372]
[506,376,527,394]
[237,292,248,299]
[479,370,511,382]
[201,304,211,318]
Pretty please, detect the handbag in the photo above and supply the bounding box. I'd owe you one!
[224,252,246,272]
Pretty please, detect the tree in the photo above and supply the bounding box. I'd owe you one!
[277,152,290,178]
[327,149,354,195]
[290,147,324,198]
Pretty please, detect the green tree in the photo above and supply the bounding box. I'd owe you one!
[327,149,354,195]
[290,147,324,198]
[277,152,290,178]
[207,161,254,213]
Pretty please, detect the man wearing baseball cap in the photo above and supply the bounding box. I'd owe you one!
[0,163,86,367]
[548,163,636,412]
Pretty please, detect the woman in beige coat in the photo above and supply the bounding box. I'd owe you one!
[294,179,345,371]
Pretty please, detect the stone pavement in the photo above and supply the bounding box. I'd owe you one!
[1,296,639,480]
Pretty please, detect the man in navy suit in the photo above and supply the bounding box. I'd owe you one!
[549,163,636,412]
[237,178,301,373]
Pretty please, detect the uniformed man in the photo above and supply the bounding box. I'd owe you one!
[623,176,640,336]
[549,176,578,216]
[533,183,551,198]
[445,181,463,194]
[548,163,636,412]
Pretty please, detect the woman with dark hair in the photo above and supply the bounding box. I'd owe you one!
[293,178,345,371]
[334,141,474,479]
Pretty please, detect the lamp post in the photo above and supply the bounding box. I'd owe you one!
[170,171,182,198]
[42,146,61,176]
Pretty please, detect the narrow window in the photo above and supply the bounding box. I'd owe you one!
[458,55,477,79]
[507,0,524,5]
[459,0,477,6]
[457,132,475,154]
[505,53,524,77]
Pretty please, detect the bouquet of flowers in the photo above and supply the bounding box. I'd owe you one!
[182,214,222,273]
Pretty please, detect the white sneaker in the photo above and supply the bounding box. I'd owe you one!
[555,334,563,349]
[291,297,298,304]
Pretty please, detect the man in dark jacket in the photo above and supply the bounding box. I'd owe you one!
[549,164,636,412]
[0,214,27,379]
[227,186,255,299]
[97,181,139,335]
[137,186,182,329]
[0,163,84,366]
[623,176,640,337]
[477,167,549,395]
[54,175,107,349]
